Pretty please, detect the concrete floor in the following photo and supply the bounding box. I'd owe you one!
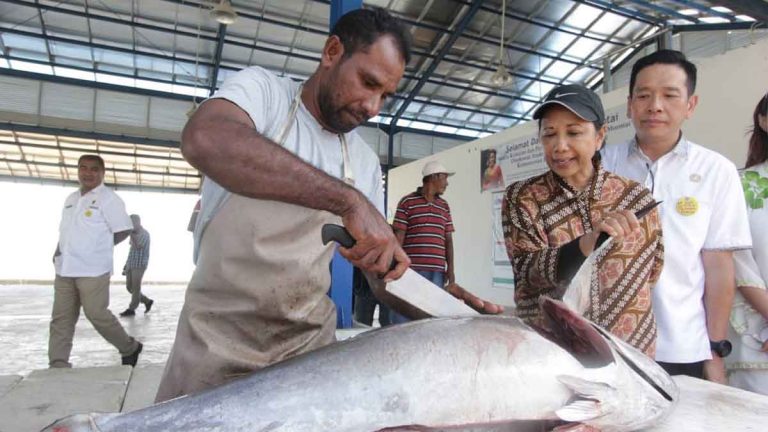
[0,282,372,376]
[0,282,371,432]
[2,284,767,431]
[0,282,185,376]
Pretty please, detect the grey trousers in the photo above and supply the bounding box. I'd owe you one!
[126,268,151,311]
[48,273,138,368]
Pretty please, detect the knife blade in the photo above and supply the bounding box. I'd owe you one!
[321,224,479,318]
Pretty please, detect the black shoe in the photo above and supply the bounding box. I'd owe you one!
[144,299,154,314]
[122,342,143,367]
[119,309,135,317]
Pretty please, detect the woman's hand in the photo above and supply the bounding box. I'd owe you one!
[579,210,641,255]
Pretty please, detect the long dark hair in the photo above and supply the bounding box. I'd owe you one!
[745,93,768,169]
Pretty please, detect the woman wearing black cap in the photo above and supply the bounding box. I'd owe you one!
[501,84,664,356]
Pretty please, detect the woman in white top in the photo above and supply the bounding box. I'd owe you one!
[728,93,768,395]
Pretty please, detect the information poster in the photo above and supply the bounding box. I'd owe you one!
[491,191,514,290]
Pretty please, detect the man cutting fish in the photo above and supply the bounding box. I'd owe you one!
[157,8,498,402]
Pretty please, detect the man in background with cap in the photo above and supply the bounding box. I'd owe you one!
[391,160,456,324]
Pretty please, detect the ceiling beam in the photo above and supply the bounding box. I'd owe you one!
[0,122,181,149]
[0,174,199,194]
[391,0,484,126]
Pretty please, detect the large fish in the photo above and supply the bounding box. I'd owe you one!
[42,298,677,432]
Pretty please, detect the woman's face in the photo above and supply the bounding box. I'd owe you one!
[540,105,606,190]
[487,151,496,167]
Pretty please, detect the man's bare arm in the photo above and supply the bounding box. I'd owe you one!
[738,285,768,322]
[445,232,455,285]
[394,229,406,245]
[701,250,736,383]
[114,230,131,245]
[182,99,406,279]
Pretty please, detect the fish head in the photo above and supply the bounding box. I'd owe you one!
[536,297,678,431]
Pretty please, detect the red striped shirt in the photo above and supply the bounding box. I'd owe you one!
[392,191,454,272]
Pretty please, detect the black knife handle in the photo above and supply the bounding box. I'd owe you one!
[321,224,356,248]
[321,224,400,272]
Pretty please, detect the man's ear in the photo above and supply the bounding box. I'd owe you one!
[626,95,632,118]
[321,35,345,68]
[685,94,699,119]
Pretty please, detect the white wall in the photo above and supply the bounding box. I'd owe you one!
[388,38,768,306]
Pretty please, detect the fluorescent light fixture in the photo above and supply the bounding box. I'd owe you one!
[735,15,756,22]
[700,17,730,24]
[211,0,238,25]
[677,9,698,16]
[712,6,733,14]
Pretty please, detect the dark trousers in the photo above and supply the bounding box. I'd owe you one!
[352,267,390,327]
[657,361,704,379]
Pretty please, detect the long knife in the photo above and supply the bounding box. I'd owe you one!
[321,225,479,318]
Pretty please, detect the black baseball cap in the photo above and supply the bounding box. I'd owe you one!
[532,84,606,125]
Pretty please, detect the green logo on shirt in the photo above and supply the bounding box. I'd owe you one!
[742,170,768,209]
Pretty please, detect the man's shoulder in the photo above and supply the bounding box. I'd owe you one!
[398,191,423,206]
[348,132,381,168]
[210,66,295,109]
[436,196,451,209]
[63,189,80,203]
[95,185,123,203]
[232,66,287,87]
[600,140,632,168]
[686,140,736,170]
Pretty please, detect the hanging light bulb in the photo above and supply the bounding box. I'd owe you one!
[211,0,238,25]
[491,64,514,88]
[491,0,514,88]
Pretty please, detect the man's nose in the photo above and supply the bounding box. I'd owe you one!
[647,94,663,112]
[362,94,382,118]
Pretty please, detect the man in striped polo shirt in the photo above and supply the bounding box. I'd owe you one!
[391,160,455,324]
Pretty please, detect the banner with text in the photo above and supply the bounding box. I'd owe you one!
[480,103,634,192]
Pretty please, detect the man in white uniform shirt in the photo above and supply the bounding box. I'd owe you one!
[602,50,751,382]
[50,154,143,368]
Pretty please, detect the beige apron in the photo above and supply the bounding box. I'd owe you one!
[156,86,355,402]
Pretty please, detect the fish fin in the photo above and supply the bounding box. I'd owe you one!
[555,400,601,423]
[555,375,618,422]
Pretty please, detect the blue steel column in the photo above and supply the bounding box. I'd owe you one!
[329,0,362,329]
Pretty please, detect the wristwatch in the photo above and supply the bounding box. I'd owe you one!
[710,339,733,358]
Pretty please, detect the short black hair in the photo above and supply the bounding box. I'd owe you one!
[331,7,412,64]
[78,154,105,170]
[629,49,697,96]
